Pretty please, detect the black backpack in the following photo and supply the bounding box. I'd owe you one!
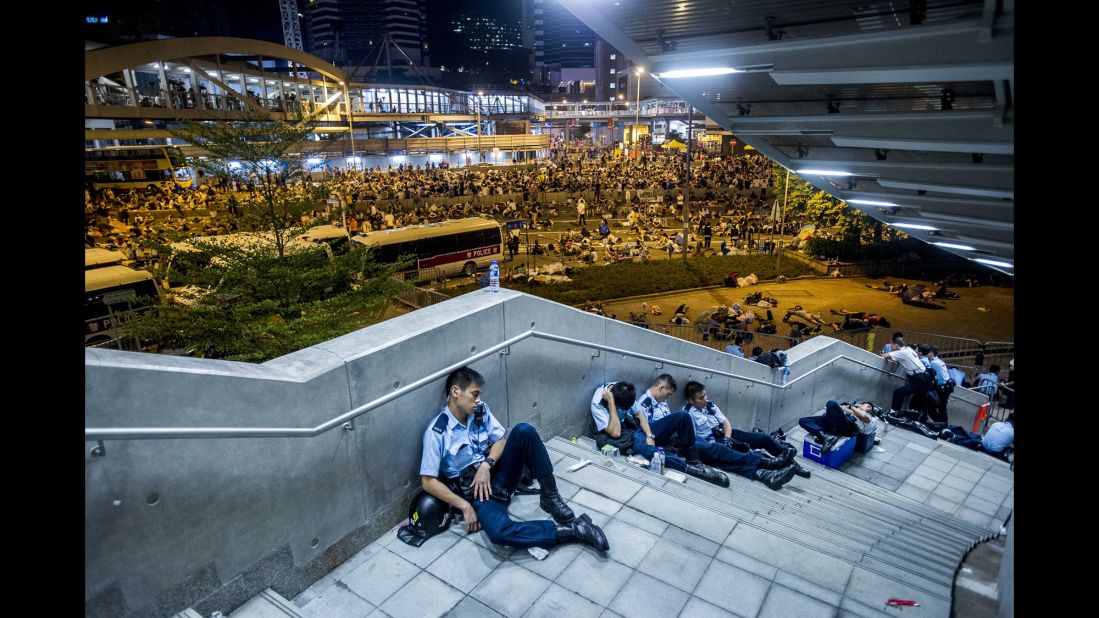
[754,349,788,368]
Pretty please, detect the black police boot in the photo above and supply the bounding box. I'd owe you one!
[683,444,703,466]
[538,476,576,524]
[555,513,609,551]
[754,463,797,490]
[780,444,808,477]
[815,434,839,453]
[755,454,789,470]
[684,463,730,487]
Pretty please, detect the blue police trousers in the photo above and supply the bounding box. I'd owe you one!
[631,411,697,472]
[471,423,557,549]
[696,440,760,477]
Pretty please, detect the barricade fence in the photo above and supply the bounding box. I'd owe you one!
[392,285,451,310]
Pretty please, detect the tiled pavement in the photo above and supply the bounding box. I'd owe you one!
[785,423,1014,532]
[287,428,1010,618]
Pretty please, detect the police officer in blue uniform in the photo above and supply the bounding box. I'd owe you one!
[420,366,608,551]
[681,381,807,490]
[590,374,729,486]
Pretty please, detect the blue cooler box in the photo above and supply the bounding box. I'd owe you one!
[803,435,856,468]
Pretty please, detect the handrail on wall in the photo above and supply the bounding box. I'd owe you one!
[86,329,915,442]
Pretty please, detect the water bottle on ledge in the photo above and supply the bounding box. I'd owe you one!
[488,260,500,292]
[782,366,791,385]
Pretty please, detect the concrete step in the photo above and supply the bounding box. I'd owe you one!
[172,610,205,618]
[547,435,988,600]
[229,588,303,618]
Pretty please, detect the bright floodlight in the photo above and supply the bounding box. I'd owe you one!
[933,242,976,250]
[797,169,853,177]
[847,199,898,207]
[890,223,938,231]
[656,67,739,78]
[974,258,1014,268]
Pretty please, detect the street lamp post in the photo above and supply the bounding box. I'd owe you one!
[683,106,692,261]
[476,91,483,163]
[634,68,643,157]
[343,82,356,174]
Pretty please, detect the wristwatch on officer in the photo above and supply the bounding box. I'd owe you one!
[482,457,496,469]
[647,433,656,440]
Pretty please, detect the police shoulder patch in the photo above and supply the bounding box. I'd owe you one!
[432,413,449,434]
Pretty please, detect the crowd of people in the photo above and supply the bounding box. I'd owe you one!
[84,145,787,268]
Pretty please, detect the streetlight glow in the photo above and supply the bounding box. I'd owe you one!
[656,67,739,78]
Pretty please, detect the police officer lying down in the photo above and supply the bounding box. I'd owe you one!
[416,366,609,551]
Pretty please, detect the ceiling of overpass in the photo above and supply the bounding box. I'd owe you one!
[557,0,1014,272]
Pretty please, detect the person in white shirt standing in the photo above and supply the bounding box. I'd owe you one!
[881,338,932,413]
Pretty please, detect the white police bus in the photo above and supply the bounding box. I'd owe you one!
[351,217,504,277]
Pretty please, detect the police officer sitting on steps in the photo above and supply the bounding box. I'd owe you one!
[419,366,609,552]
[680,381,807,490]
[589,374,729,486]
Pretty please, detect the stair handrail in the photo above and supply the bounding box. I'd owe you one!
[86,329,910,442]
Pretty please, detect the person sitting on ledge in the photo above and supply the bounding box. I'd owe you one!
[419,366,609,552]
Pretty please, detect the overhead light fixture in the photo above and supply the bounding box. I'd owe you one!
[974,258,1013,268]
[798,169,853,176]
[934,242,976,250]
[656,68,739,78]
[890,223,938,231]
[847,199,897,207]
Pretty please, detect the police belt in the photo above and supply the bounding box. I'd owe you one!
[443,463,511,504]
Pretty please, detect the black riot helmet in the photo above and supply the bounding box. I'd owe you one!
[397,490,455,547]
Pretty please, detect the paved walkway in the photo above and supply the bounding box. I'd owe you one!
[290,429,1008,618]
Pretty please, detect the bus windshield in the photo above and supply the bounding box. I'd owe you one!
[85,145,193,191]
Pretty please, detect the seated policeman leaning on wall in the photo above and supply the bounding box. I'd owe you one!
[678,380,807,491]
[588,374,729,487]
[398,366,608,552]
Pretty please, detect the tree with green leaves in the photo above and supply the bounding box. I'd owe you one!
[125,236,412,362]
[772,163,868,239]
[121,114,413,362]
[169,113,327,257]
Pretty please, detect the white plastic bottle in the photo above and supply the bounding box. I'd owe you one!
[782,366,791,385]
[488,260,500,292]
[650,447,666,474]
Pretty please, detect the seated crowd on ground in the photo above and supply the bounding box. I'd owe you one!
[84,145,792,269]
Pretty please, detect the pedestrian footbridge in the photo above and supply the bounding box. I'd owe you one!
[85,289,1011,617]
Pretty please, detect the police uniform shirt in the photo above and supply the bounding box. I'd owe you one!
[886,346,925,375]
[419,403,506,479]
[929,357,950,385]
[590,383,635,433]
[682,401,727,443]
[920,356,932,369]
[632,388,671,424]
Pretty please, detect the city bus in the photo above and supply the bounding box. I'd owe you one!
[85,264,160,348]
[85,145,193,191]
[85,247,127,269]
[351,217,504,277]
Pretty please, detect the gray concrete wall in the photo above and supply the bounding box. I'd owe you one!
[85,289,982,616]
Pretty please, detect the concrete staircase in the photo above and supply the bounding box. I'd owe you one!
[544,435,992,615]
[254,430,1012,618]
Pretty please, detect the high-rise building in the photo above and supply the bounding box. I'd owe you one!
[524,0,596,89]
[303,0,428,70]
